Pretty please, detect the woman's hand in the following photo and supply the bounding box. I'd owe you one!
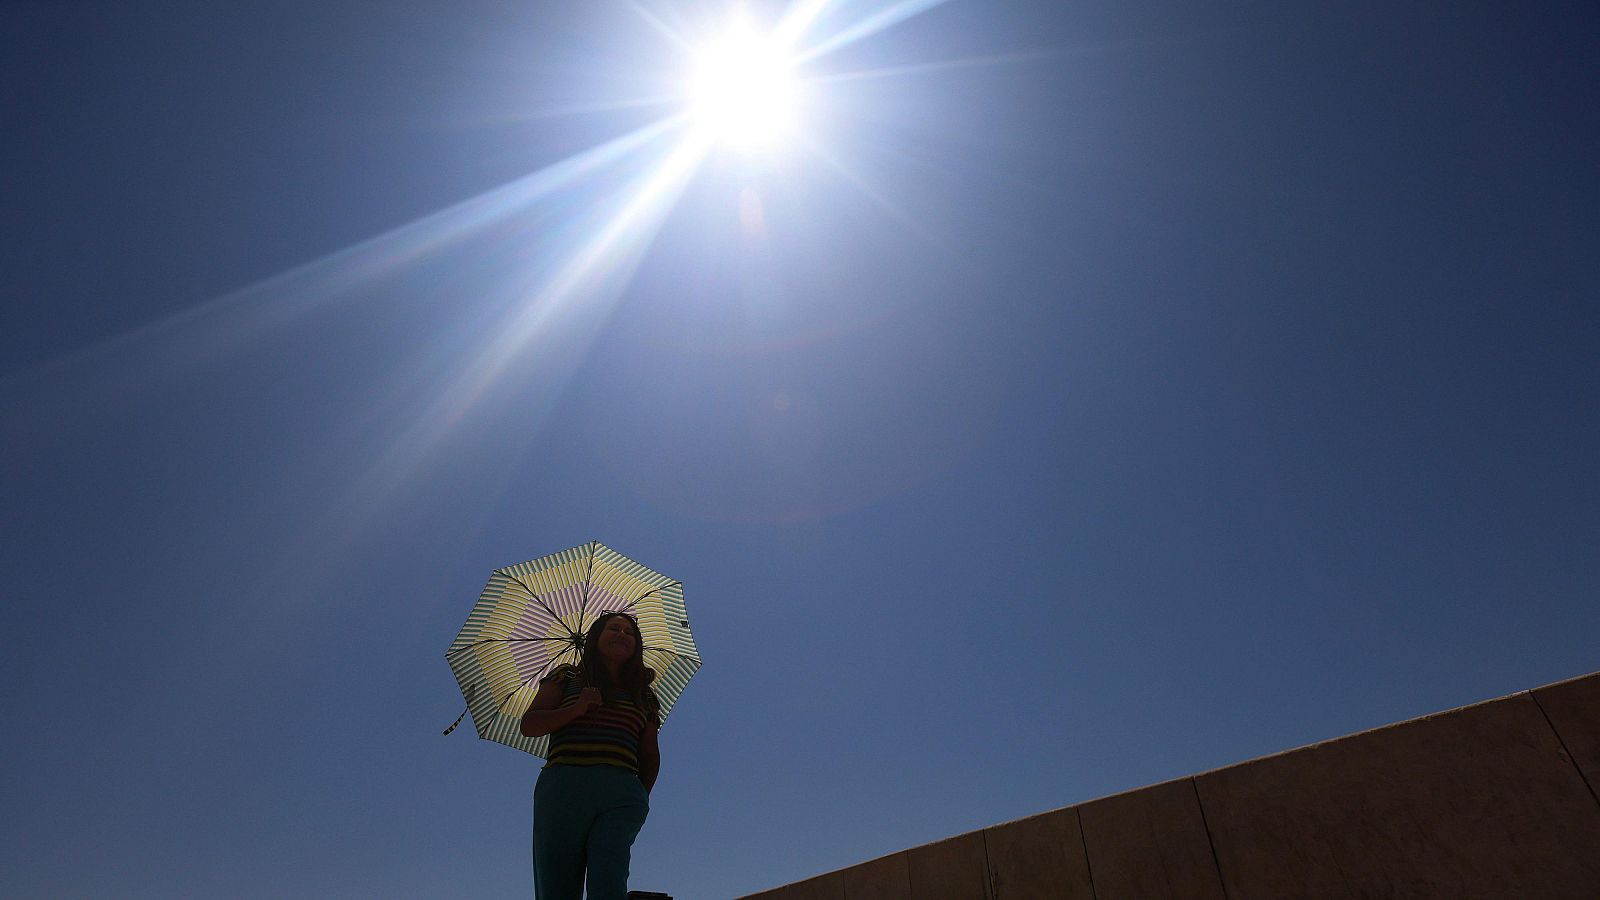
[521,678,600,737]
[577,686,603,713]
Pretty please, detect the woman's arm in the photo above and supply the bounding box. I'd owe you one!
[638,716,660,794]
[519,679,600,737]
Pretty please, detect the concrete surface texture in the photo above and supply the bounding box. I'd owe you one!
[741,669,1600,899]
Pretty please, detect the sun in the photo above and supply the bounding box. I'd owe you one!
[687,19,800,151]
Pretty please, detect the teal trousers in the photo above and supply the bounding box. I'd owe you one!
[532,765,650,900]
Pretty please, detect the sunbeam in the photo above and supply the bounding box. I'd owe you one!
[797,0,956,63]
[2,0,998,568]
[426,128,712,426]
[319,124,715,531]
[795,132,944,248]
[774,0,840,47]
[487,93,687,125]
[628,0,697,53]
[809,47,1063,87]
[0,118,677,413]
[148,118,719,619]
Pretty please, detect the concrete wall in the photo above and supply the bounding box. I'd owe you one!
[742,669,1600,900]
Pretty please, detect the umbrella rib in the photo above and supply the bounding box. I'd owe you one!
[533,643,579,684]
[614,580,681,617]
[491,642,582,720]
[445,635,574,657]
[486,668,527,702]
[495,679,534,716]
[641,644,703,666]
[542,643,581,687]
[575,541,599,626]
[503,569,577,637]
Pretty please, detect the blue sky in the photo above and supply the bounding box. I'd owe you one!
[3,1,1597,897]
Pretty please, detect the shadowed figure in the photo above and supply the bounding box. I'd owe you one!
[521,613,662,900]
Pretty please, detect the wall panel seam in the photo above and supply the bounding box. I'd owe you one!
[1191,776,1231,900]
[1076,806,1098,900]
[1529,689,1600,812]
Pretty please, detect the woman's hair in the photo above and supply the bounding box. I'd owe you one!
[579,612,660,720]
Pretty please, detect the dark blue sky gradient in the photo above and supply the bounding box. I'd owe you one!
[4,2,1598,897]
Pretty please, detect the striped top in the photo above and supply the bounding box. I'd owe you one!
[541,665,657,773]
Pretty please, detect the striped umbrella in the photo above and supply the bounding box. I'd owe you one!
[443,541,701,757]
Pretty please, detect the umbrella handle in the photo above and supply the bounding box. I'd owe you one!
[442,706,470,736]
[443,683,477,735]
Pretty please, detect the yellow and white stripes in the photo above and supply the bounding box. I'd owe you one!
[445,541,702,758]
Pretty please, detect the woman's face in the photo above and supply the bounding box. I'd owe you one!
[597,616,637,664]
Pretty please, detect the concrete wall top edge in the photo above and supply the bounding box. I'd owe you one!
[736,667,1600,899]
[989,668,1600,829]
[1182,667,1598,782]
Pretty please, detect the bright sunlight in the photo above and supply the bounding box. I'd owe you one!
[687,18,800,151]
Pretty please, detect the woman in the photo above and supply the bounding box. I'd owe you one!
[520,612,661,900]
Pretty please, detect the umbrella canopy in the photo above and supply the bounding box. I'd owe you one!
[445,541,701,757]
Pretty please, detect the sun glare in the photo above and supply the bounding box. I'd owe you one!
[688,20,800,151]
